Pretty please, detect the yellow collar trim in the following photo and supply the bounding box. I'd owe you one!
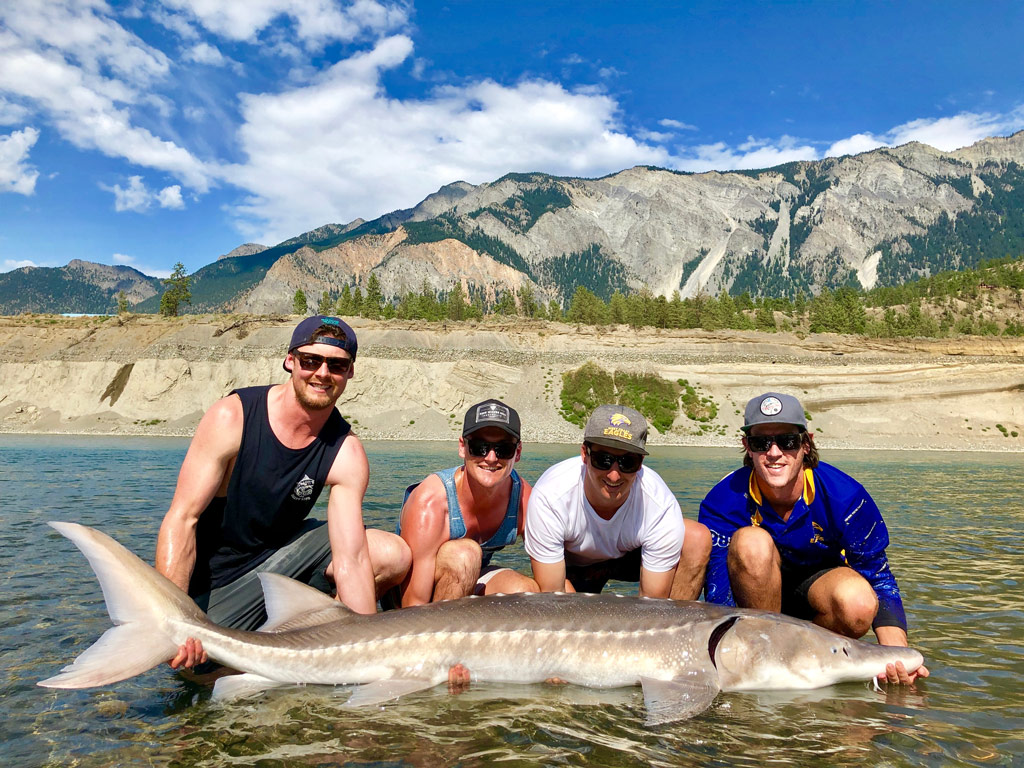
[749,467,815,507]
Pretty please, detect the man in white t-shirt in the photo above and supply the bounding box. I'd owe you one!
[525,404,711,599]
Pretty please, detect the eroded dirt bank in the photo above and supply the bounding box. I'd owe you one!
[1,314,1022,451]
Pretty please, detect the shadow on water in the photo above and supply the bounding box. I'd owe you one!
[2,437,1023,766]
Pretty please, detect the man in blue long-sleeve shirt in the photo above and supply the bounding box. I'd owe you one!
[699,392,928,685]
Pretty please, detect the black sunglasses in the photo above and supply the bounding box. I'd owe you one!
[746,433,804,452]
[294,351,352,375]
[466,438,519,459]
[586,445,643,473]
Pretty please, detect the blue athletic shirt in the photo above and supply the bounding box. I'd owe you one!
[698,461,907,631]
[399,466,522,567]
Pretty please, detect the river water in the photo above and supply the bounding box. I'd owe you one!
[2,436,1021,767]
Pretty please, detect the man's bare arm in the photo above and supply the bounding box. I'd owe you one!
[156,395,243,590]
[399,477,450,607]
[638,565,677,599]
[155,395,243,668]
[324,434,376,614]
[530,557,568,592]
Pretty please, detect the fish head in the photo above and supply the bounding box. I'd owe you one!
[711,613,924,691]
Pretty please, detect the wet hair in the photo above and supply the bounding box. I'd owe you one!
[741,429,819,469]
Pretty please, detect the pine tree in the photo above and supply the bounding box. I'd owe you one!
[363,273,383,319]
[293,289,308,315]
[159,262,191,317]
[317,290,333,315]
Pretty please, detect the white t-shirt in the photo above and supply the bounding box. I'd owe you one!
[524,456,685,572]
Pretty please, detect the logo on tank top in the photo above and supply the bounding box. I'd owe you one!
[291,474,315,501]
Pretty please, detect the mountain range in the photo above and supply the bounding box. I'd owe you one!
[4,131,1024,315]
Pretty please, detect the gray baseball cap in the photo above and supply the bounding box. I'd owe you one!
[743,392,807,432]
[583,404,649,455]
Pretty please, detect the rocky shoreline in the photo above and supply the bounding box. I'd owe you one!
[1,313,1022,452]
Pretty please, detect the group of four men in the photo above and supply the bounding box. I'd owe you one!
[159,315,927,685]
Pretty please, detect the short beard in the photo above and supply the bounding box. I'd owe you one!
[292,376,336,410]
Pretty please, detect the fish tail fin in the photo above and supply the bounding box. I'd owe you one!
[38,521,207,689]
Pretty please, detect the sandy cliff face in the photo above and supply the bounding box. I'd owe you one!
[1,315,1021,452]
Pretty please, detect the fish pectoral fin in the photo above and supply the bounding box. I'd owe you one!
[211,673,289,702]
[343,677,440,708]
[640,671,721,725]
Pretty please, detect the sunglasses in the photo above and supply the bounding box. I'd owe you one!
[466,438,519,460]
[746,433,804,452]
[294,351,352,375]
[586,445,643,473]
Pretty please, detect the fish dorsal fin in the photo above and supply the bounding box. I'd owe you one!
[640,667,721,725]
[257,573,354,631]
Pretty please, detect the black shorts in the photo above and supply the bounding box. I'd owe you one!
[566,549,642,594]
[780,561,839,620]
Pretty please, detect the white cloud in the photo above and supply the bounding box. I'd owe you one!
[0,3,214,191]
[105,175,152,212]
[110,251,171,278]
[0,97,30,125]
[183,42,225,66]
[162,0,409,45]
[636,129,674,143]
[102,176,187,212]
[1,258,38,272]
[225,34,668,241]
[157,184,184,208]
[659,118,697,131]
[825,110,1024,158]
[671,135,818,173]
[0,126,40,195]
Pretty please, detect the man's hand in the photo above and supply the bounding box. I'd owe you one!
[169,637,207,670]
[874,625,929,685]
[879,660,930,686]
[447,663,471,694]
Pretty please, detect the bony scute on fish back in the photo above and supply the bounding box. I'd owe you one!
[39,522,926,725]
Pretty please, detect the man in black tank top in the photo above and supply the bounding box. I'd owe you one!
[155,315,411,670]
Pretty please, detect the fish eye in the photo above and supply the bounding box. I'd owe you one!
[831,647,838,654]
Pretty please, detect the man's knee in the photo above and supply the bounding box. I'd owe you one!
[727,526,778,575]
[682,519,712,565]
[820,574,878,637]
[435,539,483,582]
[366,529,412,587]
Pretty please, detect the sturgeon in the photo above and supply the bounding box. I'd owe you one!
[39,522,925,723]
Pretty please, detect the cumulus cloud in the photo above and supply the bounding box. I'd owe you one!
[671,135,818,173]
[183,42,226,66]
[825,110,1024,158]
[105,175,151,212]
[157,184,185,208]
[225,34,668,241]
[1,258,38,272]
[0,126,40,195]
[102,176,187,212]
[111,251,171,278]
[162,0,409,45]
[0,2,213,191]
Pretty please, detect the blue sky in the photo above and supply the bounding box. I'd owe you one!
[2,1,1023,278]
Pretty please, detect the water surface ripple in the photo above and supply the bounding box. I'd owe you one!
[2,437,1021,766]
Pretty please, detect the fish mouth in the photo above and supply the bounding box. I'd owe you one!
[707,616,740,668]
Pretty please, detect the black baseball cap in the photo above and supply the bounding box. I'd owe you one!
[463,399,521,440]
